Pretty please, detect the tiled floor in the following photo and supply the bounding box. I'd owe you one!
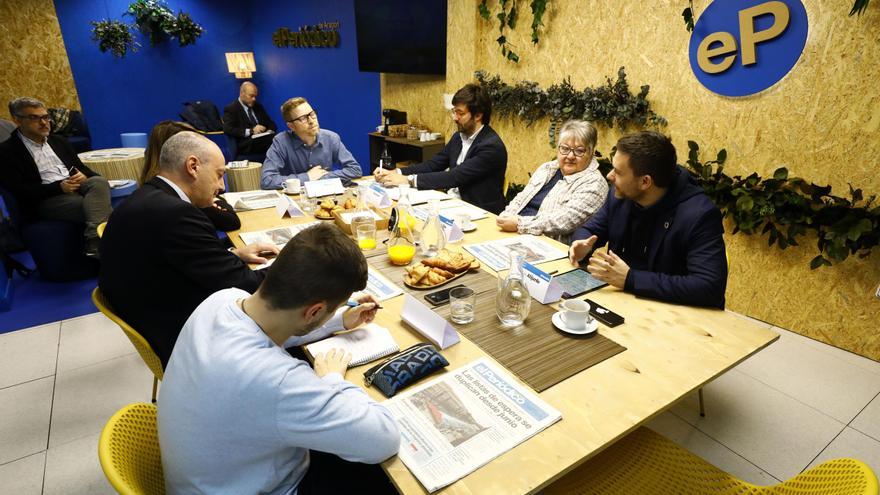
[0,311,879,493]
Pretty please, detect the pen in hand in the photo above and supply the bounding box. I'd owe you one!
[346,299,383,310]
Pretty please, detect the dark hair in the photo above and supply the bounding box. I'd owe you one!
[452,83,492,126]
[260,224,368,310]
[141,120,197,184]
[615,131,678,188]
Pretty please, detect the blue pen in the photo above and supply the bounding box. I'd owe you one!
[346,300,383,310]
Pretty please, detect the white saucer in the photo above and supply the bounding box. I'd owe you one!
[552,312,598,335]
[461,224,477,233]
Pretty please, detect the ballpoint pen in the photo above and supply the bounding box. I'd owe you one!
[346,300,383,310]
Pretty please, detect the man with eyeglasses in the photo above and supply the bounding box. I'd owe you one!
[567,131,728,308]
[260,97,362,189]
[374,83,507,214]
[222,82,277,160]
[0,97,111,258]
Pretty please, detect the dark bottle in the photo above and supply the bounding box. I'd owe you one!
[379,143,395,170]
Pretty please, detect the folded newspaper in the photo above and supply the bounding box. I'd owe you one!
[222,190,282,211]
[238,221,321,248]
[384,358,562,492]
[464,235,568,272]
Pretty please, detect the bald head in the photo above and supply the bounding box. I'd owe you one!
[157,131,226,208]
[158,131,218,173]
[240,82,258,106]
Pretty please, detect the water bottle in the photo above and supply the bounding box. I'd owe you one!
[419,200,446,257]
[379,143,394,170]
[495,250,532,327]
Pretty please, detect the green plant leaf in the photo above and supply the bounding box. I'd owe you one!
[773,167,788,180]
[479,0,490,20]
[810,255,830,269]
[736,195,754,211]
[716,149,727,163]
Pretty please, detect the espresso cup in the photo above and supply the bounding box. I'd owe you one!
[560,299,591,330]
[284,178,301,194]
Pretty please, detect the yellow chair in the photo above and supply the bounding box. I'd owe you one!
[97,222,107,238]
[99,403,165,495]
[92,288,164,403]
[544,426,878,495]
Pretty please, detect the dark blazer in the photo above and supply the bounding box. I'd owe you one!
[572,166,728,308]
[401,125,507,214]
[222,100,277,155]
[99,177,265,366]
[0,131,98,220]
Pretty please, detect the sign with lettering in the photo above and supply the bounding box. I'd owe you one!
[689,0,808,97]
[273,21,340,48]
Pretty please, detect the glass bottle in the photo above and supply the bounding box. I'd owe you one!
[495,249,532,327]
[386,207,416,266]
[350,184,375,236]
[379,143,394,170]
[419,200,446,257]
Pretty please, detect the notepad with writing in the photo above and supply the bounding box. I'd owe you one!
[305,323,399,367]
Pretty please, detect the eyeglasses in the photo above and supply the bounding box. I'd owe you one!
[558,144,588,157]
[450,109,468,119]
[17,114,52,123]
[288,111,316,125]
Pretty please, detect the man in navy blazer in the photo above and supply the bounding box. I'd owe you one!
[223,82,277,159]
[0,97,111,257]
[374,84,507,214]
[568,131,727,308]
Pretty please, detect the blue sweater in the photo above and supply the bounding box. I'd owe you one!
[261,129,362,189]
[571,166,727,308]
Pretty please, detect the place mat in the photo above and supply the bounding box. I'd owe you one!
[434,296,626,392]
[370,254,498,299]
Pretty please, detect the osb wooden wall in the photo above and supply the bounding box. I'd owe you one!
[383,0,880,360]
[0,0,80,120]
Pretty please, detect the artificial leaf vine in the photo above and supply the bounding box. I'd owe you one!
[478,0,549,63]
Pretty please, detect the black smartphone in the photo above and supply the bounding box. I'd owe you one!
[424,284,466,306]
[583,298,625,327]
[556,268,607,299]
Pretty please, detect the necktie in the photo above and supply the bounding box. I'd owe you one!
[246,106,257,126]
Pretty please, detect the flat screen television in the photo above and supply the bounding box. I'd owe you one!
[354,0,447,75]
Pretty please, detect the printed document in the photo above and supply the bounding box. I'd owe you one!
[238,221,321,248]
[223,190,283,211]
[464,235,568,271]
[385,358,562,492]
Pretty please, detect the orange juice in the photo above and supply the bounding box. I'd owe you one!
[358,238,377,250]
[388,244,416,265]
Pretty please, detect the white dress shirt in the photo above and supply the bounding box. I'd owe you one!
[18,133,70,184]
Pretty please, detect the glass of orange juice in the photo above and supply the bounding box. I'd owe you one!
[355,224,377,251]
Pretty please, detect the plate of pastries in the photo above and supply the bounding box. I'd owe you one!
[403,250,481,289]
[314,197,357,220]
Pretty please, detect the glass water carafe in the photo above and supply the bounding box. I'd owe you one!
[386,207,416,266]
[419,200,446,257]
[495,250,532,327]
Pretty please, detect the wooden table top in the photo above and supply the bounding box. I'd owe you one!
[229,190,778,495]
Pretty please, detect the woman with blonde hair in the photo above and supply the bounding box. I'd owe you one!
[497,120,608,243]
[140,120,240,231]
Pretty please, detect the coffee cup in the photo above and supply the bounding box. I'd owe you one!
[431,132,442,140]
[560,299,591,330]
[284,178,301,194]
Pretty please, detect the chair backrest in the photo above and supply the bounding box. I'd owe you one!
[0,119,16,143]
[92,287,164,380]
[225,132,238,161]
[99,402,165,495]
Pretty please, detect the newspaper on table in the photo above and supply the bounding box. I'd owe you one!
[412,199,488,222]
[355,267,404,302]
[238,221,321,248]
[385,358,562,493]
[223,190,283,211]
[463,235,569,272]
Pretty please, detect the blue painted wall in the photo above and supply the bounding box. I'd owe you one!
[54,0,379,172]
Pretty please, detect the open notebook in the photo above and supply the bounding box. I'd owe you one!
[305,323,400,367]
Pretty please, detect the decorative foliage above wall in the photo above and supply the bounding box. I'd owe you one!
[685,141,879,269]
[90,0,203,57]
[475,68,667,146]
[683,0,874,31]
[478,0,549,63]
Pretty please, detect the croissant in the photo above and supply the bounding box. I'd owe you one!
[431,267,454,279]
[424,270,446,285]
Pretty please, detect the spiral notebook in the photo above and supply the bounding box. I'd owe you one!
[305,323,400,367]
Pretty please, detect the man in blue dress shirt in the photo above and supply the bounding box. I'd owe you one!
[261,97,362,189]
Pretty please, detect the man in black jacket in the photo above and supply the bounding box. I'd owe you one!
[374,84,508,214]
[99,131,278,366]
[223,82,277,159]
[0,97,111,257]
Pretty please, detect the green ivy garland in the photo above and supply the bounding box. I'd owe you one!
[478,0,549,63]
[683,0,872,31]
[90,20,140,58]
[684,142,879,269]
[475,68,667,146]
[125,0,204,47]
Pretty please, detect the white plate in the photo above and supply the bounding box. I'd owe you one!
[461,224,477,233]
[552,312,598,335]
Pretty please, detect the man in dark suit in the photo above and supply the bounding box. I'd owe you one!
[0,97,111,257]
[223,82,277,160]
[568,131,728,308]
[99,131,278,366]
[374,84,508,214]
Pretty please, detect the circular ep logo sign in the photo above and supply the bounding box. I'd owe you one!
[688,0,808,97]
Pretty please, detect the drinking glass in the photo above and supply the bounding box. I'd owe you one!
[355,223,377,250]
[450,287,476,324]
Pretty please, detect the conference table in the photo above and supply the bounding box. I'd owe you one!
[228,185,778,494]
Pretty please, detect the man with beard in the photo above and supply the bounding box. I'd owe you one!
[568,131,728,308]
[374,83,508,214]
[260,97,362,188]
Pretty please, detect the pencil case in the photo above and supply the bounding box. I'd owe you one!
[363,343,449,398]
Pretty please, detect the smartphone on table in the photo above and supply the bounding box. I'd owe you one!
[424,284,466,306]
